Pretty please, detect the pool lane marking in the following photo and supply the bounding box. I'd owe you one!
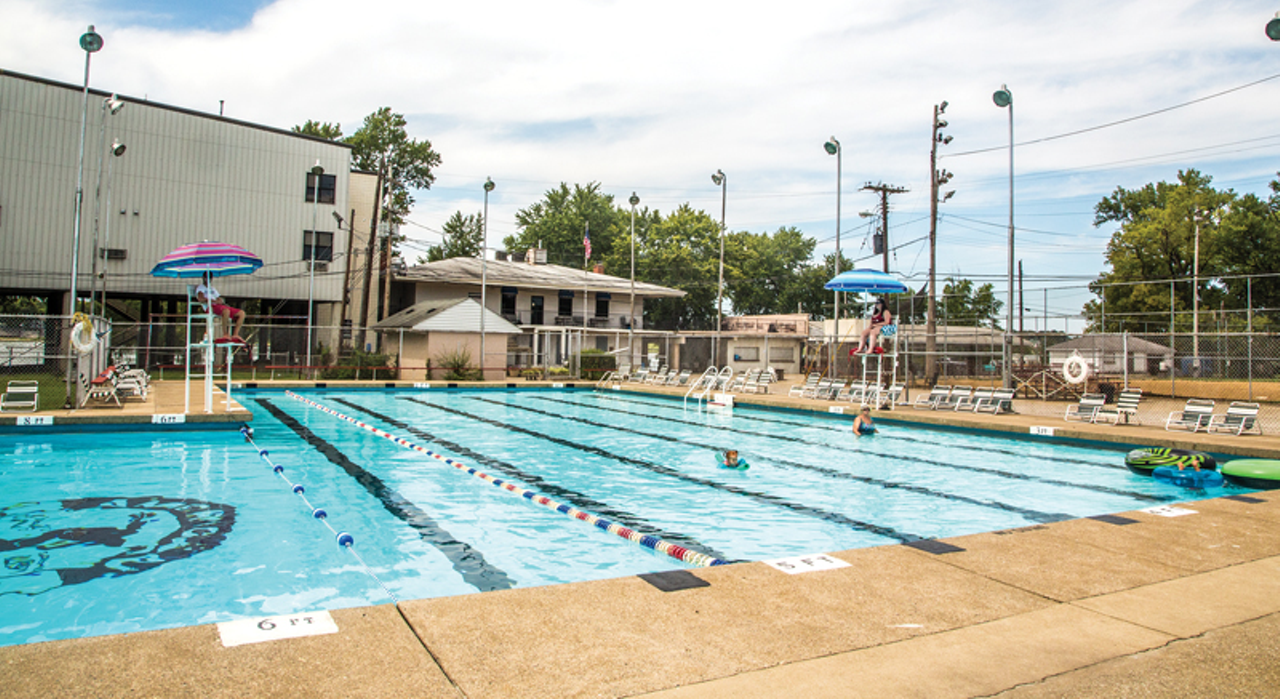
[586,391,1126,468]
[287,392,727,567]
[330,397,735,563]
[255,398,516,592]
[554,395,1166,503]
[399,396,923,544]
[475,397,1079,522]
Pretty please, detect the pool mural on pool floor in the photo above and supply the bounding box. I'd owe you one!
[0,388,1252,647]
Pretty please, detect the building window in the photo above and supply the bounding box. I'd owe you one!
[734,346,761,362]
[595,296,609,318]
[769,346,795,362]
[305,172,336,204]
[303,230,333,262]
[501,288,517,316]
[558,292,573,317]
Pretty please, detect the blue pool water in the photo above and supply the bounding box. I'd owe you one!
[0,388,1246,647]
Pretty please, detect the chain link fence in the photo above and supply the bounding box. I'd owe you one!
[0,314,114,410]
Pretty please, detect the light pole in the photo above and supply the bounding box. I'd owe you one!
[629,191,639,370]
[89,95,125,314]
[993,84,1014,389]
[306,160,323,374]
[96,138,126,314]
[66,25,103,409]
[928,102,954,385]
[1267,11,1280,40]
[481,177,494,380]
[824,137,841,377]
[711,169,726,367]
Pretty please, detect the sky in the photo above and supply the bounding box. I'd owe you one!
[4,0,1280,327]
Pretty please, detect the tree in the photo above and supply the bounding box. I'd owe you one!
[635,204,722,330]
[345,107,442,341]
[291,120,343,140]
[940,277,1003,327]
[506,183,624,268]
[425,212,484,263]
[723,227,817,316]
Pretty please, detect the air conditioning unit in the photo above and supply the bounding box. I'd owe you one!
[100,248,128,260]
[308,261,329,273]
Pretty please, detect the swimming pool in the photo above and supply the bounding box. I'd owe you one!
[0,387,1246,647]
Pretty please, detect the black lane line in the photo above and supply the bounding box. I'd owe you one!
[255,398,515,592]
[503,397,1074,522]
[545,395,1168,503]
[589,391,1126,471]
[399,396,921,543]
[329,397,736,563]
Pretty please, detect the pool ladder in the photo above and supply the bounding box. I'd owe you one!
[684,366,732,409]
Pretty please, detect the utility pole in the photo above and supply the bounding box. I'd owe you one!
[928,102,954,385]
[861,182,909,273]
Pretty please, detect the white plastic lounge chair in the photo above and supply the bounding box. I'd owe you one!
[789,373,820,398]
[1164,399,1215,432]
[936,386,972,411]
[954,387,992,412]
[667,369,692,387]
[1093,389,1142,425]
[1064,393,1106,422]
[873,383,906,409]
[0,380,39,412]
[837,381,867,402]
[804,378,833,400]
[817,378,846,400]
[974,387,1015,414]
[913,385,951,410]
[1206,401,1262,436]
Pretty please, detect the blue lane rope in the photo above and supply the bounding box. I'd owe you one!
[240,424,399,603]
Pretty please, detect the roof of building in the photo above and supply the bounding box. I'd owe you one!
[395,257,687,298]
[1047,334,1173,354]
[372,297,522,334]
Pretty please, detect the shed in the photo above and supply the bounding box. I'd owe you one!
[373,298,521,380]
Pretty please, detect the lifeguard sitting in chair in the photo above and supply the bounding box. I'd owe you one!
[852,298,894,355]
[195,282,247,345]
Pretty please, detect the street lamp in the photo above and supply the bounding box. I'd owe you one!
[66,24,103,409]
[711,169,726,367]
[629,191,639,370]
[1267,12,1280,40]
[993,84,1014,389]
[95,138,126,314]
[89,95,125,314]
[824,137,841,378]
[306,160,323,374]
[481,177,494,381]
[928,101,954,385]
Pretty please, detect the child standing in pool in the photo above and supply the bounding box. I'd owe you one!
[852,407,876,437]
[720,450,748,469]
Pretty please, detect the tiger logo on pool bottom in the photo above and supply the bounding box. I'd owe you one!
[0,496,235,596]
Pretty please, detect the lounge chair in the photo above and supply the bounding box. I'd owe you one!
[817,378,845,400]
[936,386,972,411]
[629,367,649,383]
[1206,401,1262,436]
[954,387,992,412]
[667,369,692,386]
[874,383,906,409]
[726,369,755,392]
[804,378,833,400]
[0,380,39,412]
[1093,389,1142,425]
[79,371,122,408]
[913,385,951,410]
[1064,393,1106,422]
[974,387,1015,414]
[789,373,821,398]
[1164,399,1215,432]
[750,369,774,394]
[837,380,867,402]
[645,367,669,384]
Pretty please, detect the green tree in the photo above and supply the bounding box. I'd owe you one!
[636,204,722,330]
[425,212,484,263]
[506,183,624,268]
[940,277,1003,327]
[291,120,343,140]
[723,227,817,316]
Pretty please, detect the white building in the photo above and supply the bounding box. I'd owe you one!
[0,69,355,332]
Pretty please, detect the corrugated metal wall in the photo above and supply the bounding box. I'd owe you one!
[0,71,352,303]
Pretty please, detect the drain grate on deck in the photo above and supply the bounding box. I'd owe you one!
[1088,514,1140,525]
[638,570,711,592]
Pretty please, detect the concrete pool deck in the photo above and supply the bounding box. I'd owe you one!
[3,381,1280,697]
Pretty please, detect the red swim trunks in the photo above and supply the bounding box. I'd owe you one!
[211,302,242,317]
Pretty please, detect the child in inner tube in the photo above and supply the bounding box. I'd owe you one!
[852,407,876,436]
[721,450,747,469]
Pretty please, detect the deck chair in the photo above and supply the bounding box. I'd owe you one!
[726,369,754,392]
[667,369,692,386]
[954,387,992,412]
[974,387,1015,414]
[873,383,906,409]
[1207,401,1262,436]
[936,386,972,411]
[817,378,845,400]
[0,380,39,412]
[1164,399,1215,432]
[751,369,774,394]
[913,385,951,410]
[644,367,669,384]
[79,371,122,408]
[629,367,649,383]
[1093,389,1142,425]
[114,372,148,401]
[1064,393,1106,422]
[789,373,821,398]
[837,381,867,402]
[804,378,833,399]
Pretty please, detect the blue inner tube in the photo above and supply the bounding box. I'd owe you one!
[1221,459,1280,490]
[1125,447,1217,476]
[1152,466,1224,489]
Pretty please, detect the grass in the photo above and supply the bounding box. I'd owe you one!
[0,372,69,411]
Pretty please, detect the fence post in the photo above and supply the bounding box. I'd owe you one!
[1169,280,1176,399]
[1248,277,1253,400]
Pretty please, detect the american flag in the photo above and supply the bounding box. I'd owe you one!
[583,227,591,260]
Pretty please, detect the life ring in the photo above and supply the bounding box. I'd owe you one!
[1124,447,1217,476]
[1062,353,1089,384]
[70,313,97,355]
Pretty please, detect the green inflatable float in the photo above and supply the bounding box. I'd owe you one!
[1221,459,1280,490]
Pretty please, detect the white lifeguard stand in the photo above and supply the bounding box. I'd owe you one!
[857,326,900,404]
[185,283,235,414]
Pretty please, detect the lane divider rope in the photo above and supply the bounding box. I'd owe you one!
[240,423,400,602]
[285,390,726,568]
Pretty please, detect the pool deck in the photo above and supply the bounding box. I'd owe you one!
[3,381,1280,697]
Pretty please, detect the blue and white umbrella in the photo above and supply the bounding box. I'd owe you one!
[824,268,908,294]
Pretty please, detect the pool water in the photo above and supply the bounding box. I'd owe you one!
[0,388,1245,647]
